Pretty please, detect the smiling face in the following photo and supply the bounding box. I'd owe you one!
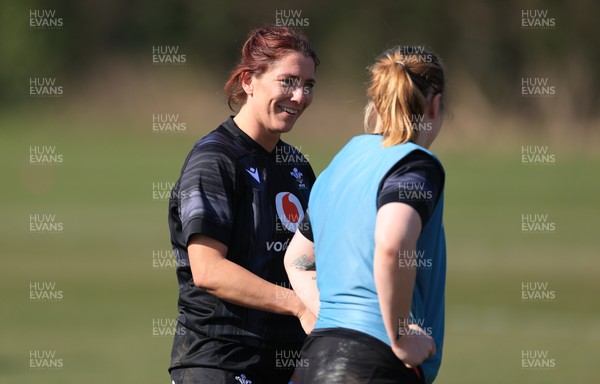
[241,51,316,136]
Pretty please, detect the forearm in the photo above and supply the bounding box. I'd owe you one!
[287,264,319,316]
[284,231,320,316]
[374,202,422,346]
[202,257,303,316]
[189,234,303,317]
[374,246,416,344]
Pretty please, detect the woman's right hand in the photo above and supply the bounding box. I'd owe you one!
[391,324,436,368]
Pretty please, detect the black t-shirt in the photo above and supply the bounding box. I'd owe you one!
[168,117,315,350]
[301,150,444,241]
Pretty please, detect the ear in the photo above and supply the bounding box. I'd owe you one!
[427,93,443,120]
[240,72,254,96]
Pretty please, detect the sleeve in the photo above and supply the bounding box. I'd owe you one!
[299,211,314,242]
[377,150,444,226]
[298,150,316,242]
[178,144,237,247]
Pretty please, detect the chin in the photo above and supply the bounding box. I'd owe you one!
[272,120,296,133]
[272,126,294,135]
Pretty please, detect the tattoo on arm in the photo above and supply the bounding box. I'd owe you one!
[291,254,316,271]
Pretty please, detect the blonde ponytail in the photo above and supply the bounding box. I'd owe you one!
[364,46,445,147]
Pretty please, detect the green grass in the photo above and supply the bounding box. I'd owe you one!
[1,115,598,383]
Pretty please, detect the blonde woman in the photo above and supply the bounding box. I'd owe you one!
[285,46,446,383]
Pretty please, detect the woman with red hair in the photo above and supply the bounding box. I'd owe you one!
[168,25,319,384]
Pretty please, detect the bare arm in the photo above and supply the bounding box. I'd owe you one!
[284,230,320,316]
[188,234,315,333]
[374,202,435,368]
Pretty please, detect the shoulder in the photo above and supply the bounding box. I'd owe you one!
[186,125,248,168]
[402,148,445,176]
[380,148,445,192]
[178,129,244,184]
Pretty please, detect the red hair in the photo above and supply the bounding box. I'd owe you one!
[224,25,319,111]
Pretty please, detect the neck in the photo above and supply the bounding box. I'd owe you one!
[414,134,431,149]
[233,107,280,152]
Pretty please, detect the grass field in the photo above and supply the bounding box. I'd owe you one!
[1,112,599,384]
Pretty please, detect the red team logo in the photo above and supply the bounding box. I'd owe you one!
[275,192,305,232]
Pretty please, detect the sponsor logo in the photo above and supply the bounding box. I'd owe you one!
[266,238,291,253]
[290,167,307,189]
[245,167,260,183]
[234,374,253,384]
[275,192,304,232]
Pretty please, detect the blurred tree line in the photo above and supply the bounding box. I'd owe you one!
[1,0,598,125]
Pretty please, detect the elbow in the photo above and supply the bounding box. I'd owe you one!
[283,255,295,278]
[375,236,417,264]
[374,243,401,264]
[192,275,205,289]
[191,266,214,291]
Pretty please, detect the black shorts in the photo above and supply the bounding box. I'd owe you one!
[169,323,302,384]
[293,328,424,384]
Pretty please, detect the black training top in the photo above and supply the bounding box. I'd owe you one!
[168,117,315,350]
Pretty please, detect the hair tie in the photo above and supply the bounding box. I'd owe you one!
[396,61,406,68]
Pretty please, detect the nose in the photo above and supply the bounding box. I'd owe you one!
[290,85,305,104]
